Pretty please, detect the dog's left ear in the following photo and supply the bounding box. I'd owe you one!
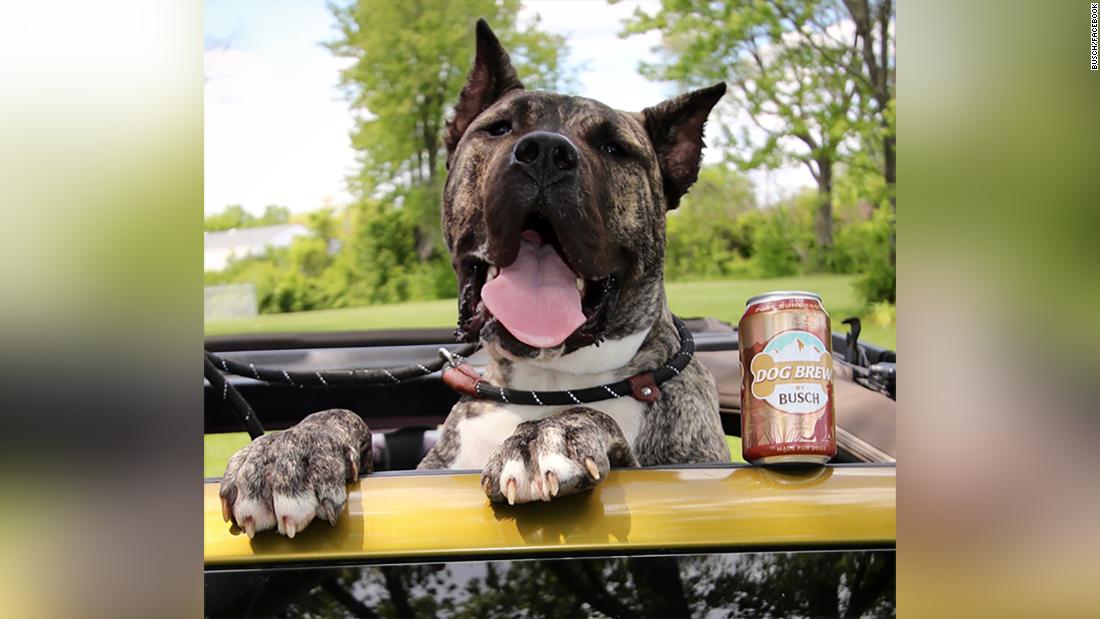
[641,83,726,209]
[444,19,525,168]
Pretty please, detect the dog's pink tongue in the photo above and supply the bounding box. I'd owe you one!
[481,234,585,348]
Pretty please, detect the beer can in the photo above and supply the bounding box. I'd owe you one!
[739,291,836,465]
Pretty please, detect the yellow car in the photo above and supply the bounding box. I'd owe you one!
[204,318,896,617]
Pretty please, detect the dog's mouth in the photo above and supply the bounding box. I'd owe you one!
[456,212,620,350]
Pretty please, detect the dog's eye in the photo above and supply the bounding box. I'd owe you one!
[486,121,512,137]
[601,142,626,156]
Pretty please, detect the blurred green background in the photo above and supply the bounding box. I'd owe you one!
[207,274,895,348]
[204,0,897,349]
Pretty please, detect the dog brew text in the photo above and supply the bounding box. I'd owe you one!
[749,331,833,415]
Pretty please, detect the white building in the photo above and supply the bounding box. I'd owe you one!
[203,223,310,272]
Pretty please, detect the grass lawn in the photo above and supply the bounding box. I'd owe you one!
[206,432,251,478]
[206,274,895,349]
[204,274,892,476]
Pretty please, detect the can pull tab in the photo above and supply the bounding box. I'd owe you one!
[439,348,481,398]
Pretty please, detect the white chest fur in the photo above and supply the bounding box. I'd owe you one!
[448,329,650,470]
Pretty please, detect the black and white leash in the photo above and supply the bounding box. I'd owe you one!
[204,316,693,438]
[205,343,479,388]
[203,343,478,439]
[203,352,266,439]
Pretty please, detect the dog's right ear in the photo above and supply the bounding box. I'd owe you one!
[444,19,525,168]
[641,83,727,209]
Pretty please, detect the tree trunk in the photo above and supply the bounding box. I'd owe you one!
[414,124,442,262]
[876,5,895,210]
[883,132,895,208]
[814,161,834,252]
[426,138,438,186]
[883,130,896,266]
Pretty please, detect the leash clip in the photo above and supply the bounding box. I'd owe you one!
[438,347,463,369]
[439,347,482,398]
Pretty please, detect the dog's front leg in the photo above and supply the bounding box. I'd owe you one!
[480,408,638,504]
[218,409,371,538]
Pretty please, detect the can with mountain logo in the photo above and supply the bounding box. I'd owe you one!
[739,291,836,465]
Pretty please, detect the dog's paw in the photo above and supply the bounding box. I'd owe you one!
[480,408,636,504]
[218,409,370,538]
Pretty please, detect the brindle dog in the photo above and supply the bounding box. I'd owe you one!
[219,20,728,538]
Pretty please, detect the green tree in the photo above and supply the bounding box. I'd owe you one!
[757,1,895,206]
[205,204,341,312]
[753,192,817,277]
[204,204,250,231]
[256,204,291,226]
[622,1,866,267]
[304,206,339,245]
[665,164,759,279]
[620,0,894,298]
[204,203,291,231]
[329,2,570,262]
[770,0,896,285]
[327,3,571,308]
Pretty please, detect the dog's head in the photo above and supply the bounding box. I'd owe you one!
[442,20,725,359]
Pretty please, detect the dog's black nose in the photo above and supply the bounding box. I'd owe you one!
[512,131,578,184]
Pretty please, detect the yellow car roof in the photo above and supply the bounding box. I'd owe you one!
[205,464,894,566]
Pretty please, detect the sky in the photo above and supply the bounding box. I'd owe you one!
[203,0,812,216]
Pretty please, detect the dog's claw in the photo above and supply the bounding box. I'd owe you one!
[318,498,337,524]
[585,457,601,481]
[283,517,296,539]
[505,478,517,505]
[534,477,550,502]
[221,497,232,523]
[546,471,560,497]
[242,516,256,539]
[346,448,360,481]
